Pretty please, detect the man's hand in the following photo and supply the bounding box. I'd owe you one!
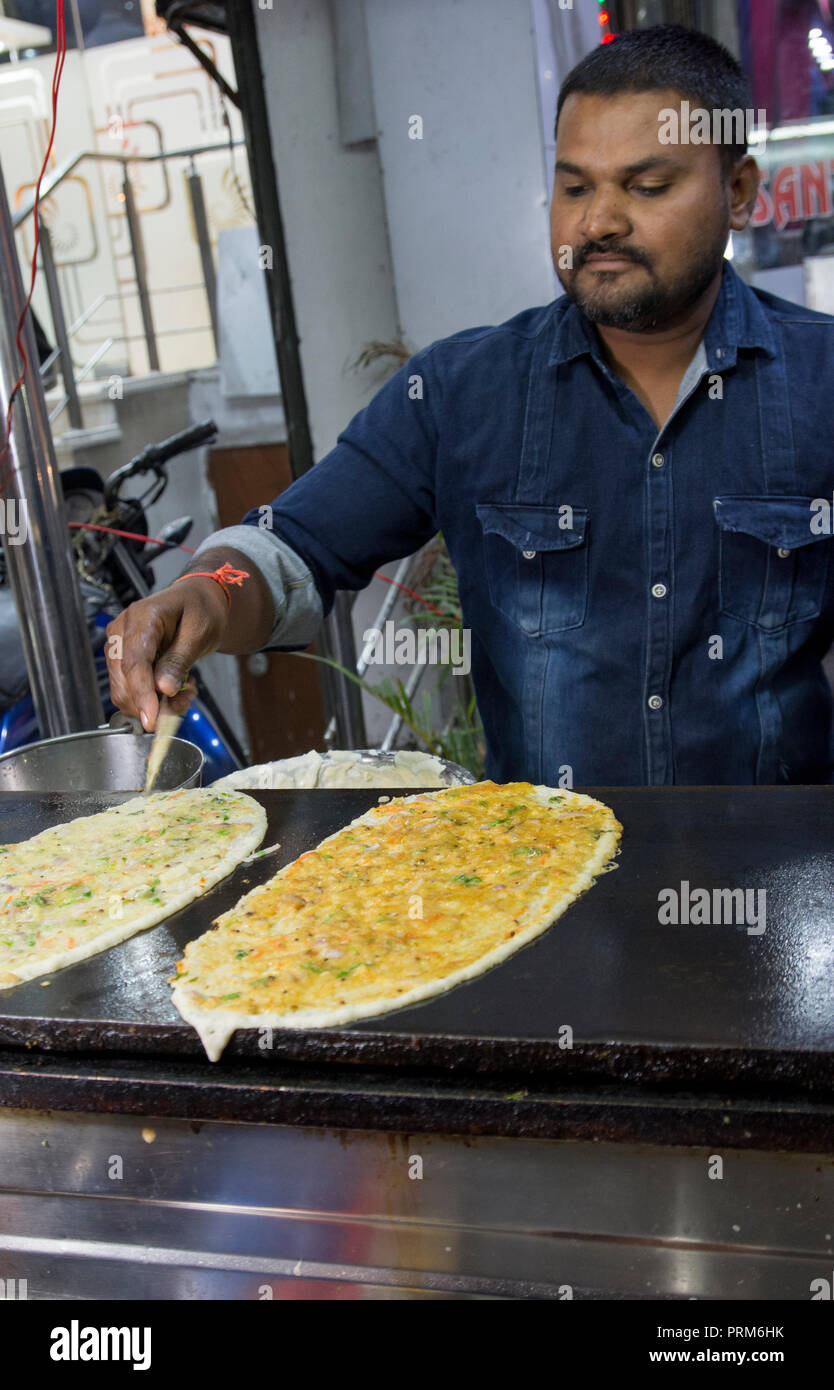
[106,546,275,730]
[105,579,228,732]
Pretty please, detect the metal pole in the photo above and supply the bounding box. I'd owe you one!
[186,159,218,352]
[122,170,160,372]
[226,2,366,748]
[325,592,369,747]
[37,218,82,430]
[0,164,103,737]
[356,557,411,677]
[381,662,425,752]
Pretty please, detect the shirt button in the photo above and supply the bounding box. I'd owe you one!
[652,452,665,467]
[651,583,667,598]
[777,547,791,558]
[522,549,536,559]
[648,694,664,710]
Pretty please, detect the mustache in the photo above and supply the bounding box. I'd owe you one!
[576,245,648,267]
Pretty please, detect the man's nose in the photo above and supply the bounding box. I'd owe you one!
[580,187,632,245]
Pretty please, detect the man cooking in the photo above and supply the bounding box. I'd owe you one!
[106,24,834,786]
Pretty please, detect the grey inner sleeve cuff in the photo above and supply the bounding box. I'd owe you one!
[191,524,324,649]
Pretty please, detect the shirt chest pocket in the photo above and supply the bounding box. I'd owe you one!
[714,495,831,631]
[475,502,589,635]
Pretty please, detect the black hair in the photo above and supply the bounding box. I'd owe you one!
[555,24,754,178]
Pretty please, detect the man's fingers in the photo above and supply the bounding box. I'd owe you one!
[105,613,156,727]
[167,675,198,718]
[105,586,227,730]
[153,599,224,697]
[139,693,160,732]
[106,600,176,729]
[118,608,173,730]
[154,651,192,697]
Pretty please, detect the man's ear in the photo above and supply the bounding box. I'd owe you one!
[728,154,760,231]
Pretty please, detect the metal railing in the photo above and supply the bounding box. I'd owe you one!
[346,555,427,752]
[12,140,244,417]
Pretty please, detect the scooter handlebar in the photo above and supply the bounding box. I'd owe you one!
[103,420,218,509]
[133,419,218,468]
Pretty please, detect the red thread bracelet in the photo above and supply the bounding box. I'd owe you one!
[173,562,250,611]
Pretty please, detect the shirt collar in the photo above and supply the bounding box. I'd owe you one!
[546,257,778,371]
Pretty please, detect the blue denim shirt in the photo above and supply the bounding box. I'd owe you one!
[209,260,834,785]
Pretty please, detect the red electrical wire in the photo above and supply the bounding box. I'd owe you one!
[68,520,461,622]
[373,569,459,622]
[0,0,67,496]
[68,521,198,551]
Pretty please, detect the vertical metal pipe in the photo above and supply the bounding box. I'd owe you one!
[186,159,218,353]
[356,557,411,677]
[226,3,366,749]
[37,218,82,431]
[381,662,425,752]
[327,592,369,745]
[0,165,103,736]
[122,171,160,372]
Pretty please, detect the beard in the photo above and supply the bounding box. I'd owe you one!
[557,224,729,331]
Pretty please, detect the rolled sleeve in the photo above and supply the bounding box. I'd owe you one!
[191,523,323,650]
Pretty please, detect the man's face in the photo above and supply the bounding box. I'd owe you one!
[551,90,742,331]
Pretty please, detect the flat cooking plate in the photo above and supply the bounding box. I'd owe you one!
[0,787,832,1086]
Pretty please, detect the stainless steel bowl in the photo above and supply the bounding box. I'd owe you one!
[0,728,204,793]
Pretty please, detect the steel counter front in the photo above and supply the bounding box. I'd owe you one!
[0,787,832,1299]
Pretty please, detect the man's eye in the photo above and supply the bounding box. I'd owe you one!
[563,185,587,197]
[634,184,670,196]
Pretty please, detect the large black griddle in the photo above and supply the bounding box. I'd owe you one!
[0,786,832,1092]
